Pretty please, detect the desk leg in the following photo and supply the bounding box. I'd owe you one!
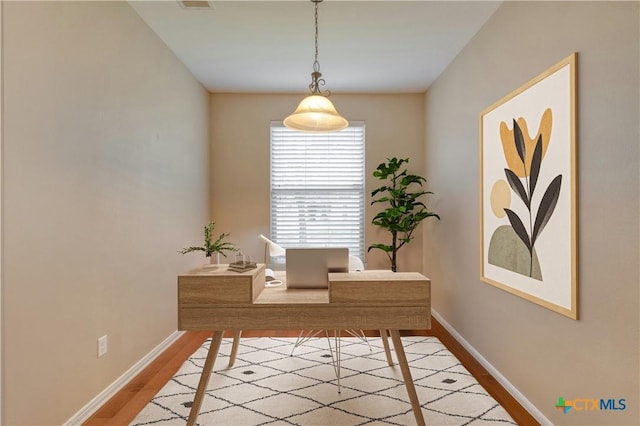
[228,330,242,367]
[389,329,426,426]
[187,330,224,426]
[379,329,394,366]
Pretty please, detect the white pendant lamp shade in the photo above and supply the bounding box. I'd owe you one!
[284,0,348,133]
[283,95,348,133]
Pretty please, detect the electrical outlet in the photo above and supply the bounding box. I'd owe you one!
[98,335,108,358]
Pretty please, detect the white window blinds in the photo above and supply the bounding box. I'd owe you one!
[270,122,365,262]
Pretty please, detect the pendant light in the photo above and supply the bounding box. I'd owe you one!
[283,0,348,133]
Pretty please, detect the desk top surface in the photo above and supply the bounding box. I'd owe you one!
[178,266,430,306]
[328,270,429,282]
[254,270,430,305]
[180,263,265,277]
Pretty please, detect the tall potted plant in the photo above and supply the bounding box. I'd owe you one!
[180,221,238,264]
[368,157,439,272]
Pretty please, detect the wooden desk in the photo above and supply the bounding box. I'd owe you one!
[178,264,431,425]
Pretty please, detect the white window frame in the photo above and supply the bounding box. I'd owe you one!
[269,122,365,266]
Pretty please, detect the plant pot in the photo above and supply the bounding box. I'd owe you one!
[207,253,221,265]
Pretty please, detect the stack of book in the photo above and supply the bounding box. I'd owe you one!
[228,260,257,273]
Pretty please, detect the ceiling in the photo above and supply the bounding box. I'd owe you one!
[129,1,502,94]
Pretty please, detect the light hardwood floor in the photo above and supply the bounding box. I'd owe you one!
[84,319,539,425]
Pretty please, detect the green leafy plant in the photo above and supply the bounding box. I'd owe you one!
[368,157,439,272]
[179,221,238,259]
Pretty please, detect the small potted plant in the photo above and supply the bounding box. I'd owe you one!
[368,157,439,272]
[179,221,238,264]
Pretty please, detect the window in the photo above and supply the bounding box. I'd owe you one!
[270,122,365,264]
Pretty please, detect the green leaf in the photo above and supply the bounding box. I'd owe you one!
[413,201,427,209]
[414,211,439,221]
[372,170,386,179]
[371,196,390,204]
[179,246,206,255]
[368,243,392,253]
[400,174,426,186]
[372,185,392,195]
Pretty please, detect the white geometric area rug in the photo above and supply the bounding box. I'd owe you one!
[131,336,516,426]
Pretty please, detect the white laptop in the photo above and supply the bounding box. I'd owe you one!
[286,248,349,289]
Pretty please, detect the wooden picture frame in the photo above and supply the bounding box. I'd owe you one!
[479,53,578,319]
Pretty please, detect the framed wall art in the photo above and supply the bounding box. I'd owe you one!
[479,53,577,319]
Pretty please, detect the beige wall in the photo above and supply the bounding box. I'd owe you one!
[424,1,639,424]
[210,93,430,272]
[2,2,209,424]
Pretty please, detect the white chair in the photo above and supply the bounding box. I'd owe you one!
[349,255,365,271]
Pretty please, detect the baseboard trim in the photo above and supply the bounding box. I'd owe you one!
[431,309,552,425]
[64,330,185,426]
